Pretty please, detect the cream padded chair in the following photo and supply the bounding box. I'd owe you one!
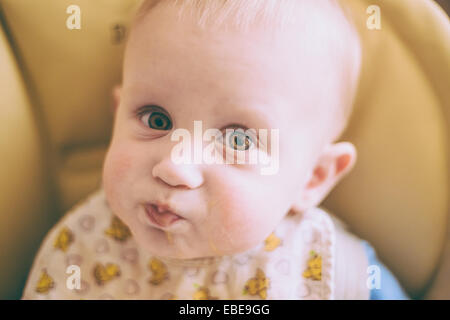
[0,0,448,299]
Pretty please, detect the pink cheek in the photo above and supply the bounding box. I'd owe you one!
[216,206,260,245]
[102,148,134,200]
[106,148,134,181]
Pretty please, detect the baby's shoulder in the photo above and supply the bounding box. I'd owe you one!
[35,188,120,257]
[279,207,371,299]
[21,188,137,299]
[56,188,113,232]
[277,206,337,243]
[317,207,371,299]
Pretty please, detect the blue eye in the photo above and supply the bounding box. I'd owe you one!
[223,129,254,151]
[138,106,172,130]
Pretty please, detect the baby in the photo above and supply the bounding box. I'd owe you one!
[22,0,408,300]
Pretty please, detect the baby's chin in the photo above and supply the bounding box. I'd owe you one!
[142,246,255,261]
[135,229,263,261]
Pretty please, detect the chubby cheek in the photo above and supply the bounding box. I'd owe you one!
[202,164,303,254]
[102,143,135,216]
[205,183,284,254]
[215,208,272,254]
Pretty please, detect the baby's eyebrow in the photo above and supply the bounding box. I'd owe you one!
[215,104,273,130]
[123,83,171,108]
[213,100,274,129]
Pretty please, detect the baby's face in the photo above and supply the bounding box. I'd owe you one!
[102,4,350,259]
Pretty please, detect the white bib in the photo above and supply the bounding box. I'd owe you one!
[22,188,369,300]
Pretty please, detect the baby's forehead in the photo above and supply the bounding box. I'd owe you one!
[136,0,350,34]
[128,0,361,140]
[132,0,360,75]
[131,0,359,76]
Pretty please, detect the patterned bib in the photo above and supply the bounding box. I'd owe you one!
[22,188,360,300]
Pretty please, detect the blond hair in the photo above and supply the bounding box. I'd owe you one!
[136,0,301,30]
[133,0,362,141]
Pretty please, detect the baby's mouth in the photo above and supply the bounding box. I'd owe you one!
[144,203,183,229]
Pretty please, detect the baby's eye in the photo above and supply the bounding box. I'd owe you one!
[138,105,172,131]
[219,128,255,151]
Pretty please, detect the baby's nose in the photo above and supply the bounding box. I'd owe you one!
[152,157,204,189]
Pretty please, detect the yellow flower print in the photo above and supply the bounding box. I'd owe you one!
[243,268,270,299]
[35,269,54,294]
[148,258,169,285]
[302,250,322,281]
[264,232,281,251]
[104,215,132,242]
[93,263,121,285]
[53,227,74,252]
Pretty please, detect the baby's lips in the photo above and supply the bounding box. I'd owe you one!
[146,204,182,228]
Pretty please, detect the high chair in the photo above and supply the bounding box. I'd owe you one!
[0,0,448,299]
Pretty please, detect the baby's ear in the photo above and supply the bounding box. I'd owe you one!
[294,142,357,212]
[112,84,122,114]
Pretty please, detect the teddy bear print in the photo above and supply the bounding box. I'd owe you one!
[104,215,132,242]
[148,258,169,285]
[53,227,74,252]
[35,269,55,294]
[302,250,322,281]
[264,232,282,251]
[193,285,218,300]
[243,268,270,299]
[93,262,121,285]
